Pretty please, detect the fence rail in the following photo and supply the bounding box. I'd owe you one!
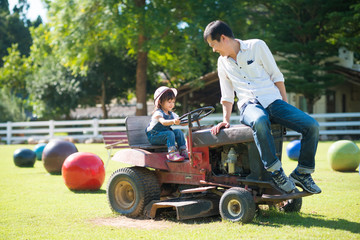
[1,112,360,144]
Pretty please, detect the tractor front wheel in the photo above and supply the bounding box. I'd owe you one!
[107,167,160,217]
[219,187,256,223]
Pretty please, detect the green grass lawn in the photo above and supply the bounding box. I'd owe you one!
[0,142,359,240]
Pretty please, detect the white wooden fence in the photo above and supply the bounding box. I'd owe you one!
[1,112,360,144]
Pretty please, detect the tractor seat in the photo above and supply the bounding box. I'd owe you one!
[125,116,167,151]
[191,124,283,148]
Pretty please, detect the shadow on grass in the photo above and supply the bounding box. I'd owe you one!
[156,210,360,234]
[71,189,106,194]
[254,211,360,234]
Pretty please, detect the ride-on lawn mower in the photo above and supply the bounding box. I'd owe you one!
[106,107,312,223]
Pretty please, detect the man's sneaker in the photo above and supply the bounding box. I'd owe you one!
[180,149,189,159]
[167,152,185,162]
[271,168,296,193]
[289,171,321,194]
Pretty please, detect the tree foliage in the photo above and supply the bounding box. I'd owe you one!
[0,0,359,121]
[45,0,253,115]
[0,44,32,97]
[251,0,351,113]
[46,0,136,117]
[0,88,26,122]
[0,0,32,66]
[325,1,360,54]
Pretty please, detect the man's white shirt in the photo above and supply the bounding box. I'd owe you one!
[217,39,284,110]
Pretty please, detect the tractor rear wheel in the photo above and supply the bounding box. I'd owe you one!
[107,167,160,217]
[219,187,256,223]
[274,188,302,212]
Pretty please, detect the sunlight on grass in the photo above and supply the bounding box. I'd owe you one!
[0,142,359,239]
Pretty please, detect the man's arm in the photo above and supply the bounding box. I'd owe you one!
[275,82,288,103]
[211,101,232,135]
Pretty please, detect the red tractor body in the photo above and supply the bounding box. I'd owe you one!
[106,108,313,223]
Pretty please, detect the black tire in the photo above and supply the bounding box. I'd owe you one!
[274,189,302,212]
[219,187,256,223]
[107,167,160,217]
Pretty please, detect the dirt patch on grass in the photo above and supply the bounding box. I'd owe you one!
[91,213,221,230]
[90,216,177,230]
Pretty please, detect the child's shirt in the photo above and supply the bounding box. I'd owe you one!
[146,109,179,132]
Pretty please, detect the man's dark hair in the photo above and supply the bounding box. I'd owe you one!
[203,20,234,42]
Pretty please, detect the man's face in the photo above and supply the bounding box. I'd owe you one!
[207,35,227,57]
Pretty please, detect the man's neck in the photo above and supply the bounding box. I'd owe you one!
[228,39,240,60]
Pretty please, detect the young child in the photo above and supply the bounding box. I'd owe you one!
[146,86,188,162]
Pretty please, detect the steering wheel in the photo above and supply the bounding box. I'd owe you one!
[179,106,215,126]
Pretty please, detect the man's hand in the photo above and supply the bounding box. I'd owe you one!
[211,122,230,135]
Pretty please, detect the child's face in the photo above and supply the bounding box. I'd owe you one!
[161,99,176,112]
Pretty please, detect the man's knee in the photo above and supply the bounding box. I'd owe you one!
[252,115,270,131]
[307,119,319,136]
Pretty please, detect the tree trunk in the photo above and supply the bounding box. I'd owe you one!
[101,79,108,119]
[306,98,314,114]
[134,0,148,116]
[135,48,148,116]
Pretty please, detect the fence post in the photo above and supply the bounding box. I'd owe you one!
[6,121,12,145]
[49,120,54,139]
[93,118,99,137]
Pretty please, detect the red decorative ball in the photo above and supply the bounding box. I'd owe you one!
[62,152,105,191]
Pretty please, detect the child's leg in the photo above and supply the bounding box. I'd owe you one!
[147,130,176,149]
[173,129,186,148]
[173,129,188,158]
[147,130,184,161]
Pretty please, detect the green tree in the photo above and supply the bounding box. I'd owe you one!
[0,88,26,122]
[0,44,32,121]
[0,0,33,66]
[82,50,136,118]
[0,0,9,12]
[28,25,86,120]
[29,15,136,119]
[46,0,245,115]
[326,1,360,54]
[111,0,252,114]
[46,0,137,118]
[252,0,349,113]
[27,55,82,120]
[0,44,32,98]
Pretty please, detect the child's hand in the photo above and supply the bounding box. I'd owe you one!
[173,118,180,125]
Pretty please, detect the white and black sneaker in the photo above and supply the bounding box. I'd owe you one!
[271,168,296,193]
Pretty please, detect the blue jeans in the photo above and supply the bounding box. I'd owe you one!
[240,99,319,174]
[147,129,186,152]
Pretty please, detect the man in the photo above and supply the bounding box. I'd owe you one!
[204,20,321,194]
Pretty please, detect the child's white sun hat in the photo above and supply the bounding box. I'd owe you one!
[154,86,177,106]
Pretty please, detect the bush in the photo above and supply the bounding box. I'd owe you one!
[0,89,26,122]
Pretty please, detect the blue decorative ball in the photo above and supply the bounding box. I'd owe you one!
[33,143,47,161]
[286,140,301,161]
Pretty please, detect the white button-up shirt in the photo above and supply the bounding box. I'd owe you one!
[218,39,284,110]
